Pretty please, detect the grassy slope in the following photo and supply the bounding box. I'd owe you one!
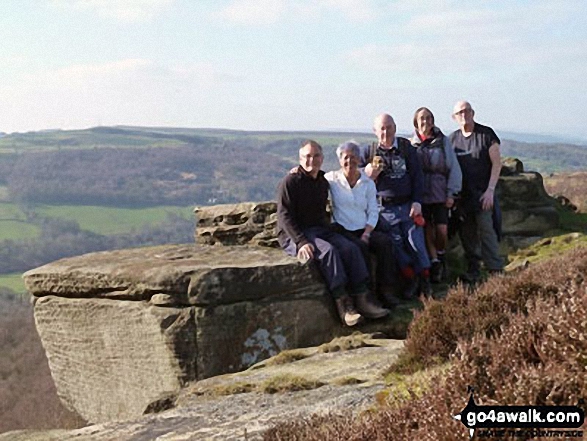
[0,202,41,240]
[35,204,193,235]
[0,128,189,153]
[0,273,26,294]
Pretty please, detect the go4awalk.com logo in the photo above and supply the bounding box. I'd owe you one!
[453,388,585,439]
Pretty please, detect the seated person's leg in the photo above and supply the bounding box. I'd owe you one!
[325,231,389,318]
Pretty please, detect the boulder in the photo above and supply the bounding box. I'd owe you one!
[498,172,559,237]
[25,245,412,424]
[195,202,278,247]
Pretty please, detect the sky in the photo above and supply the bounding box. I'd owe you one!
[0,0,585,137]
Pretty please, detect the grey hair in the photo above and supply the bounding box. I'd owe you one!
[336,140,360,159]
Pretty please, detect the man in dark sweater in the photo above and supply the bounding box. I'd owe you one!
[450,101,503,283]
[360,114,431,298]
[277,140,389,327]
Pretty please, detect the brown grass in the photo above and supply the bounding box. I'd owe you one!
[318,333,377,353]
[263,247,587,440]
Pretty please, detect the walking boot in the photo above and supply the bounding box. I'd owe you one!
[378,286,400,309]
[402,277,420,300]
[437,253,447,282]
[430,260,442,284]
[355,292,390,319]
[334,295,363,327]
[419,275,433,298]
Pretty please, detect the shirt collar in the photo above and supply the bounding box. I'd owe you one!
[378,137,398,150]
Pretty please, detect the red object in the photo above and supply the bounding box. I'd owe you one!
[414,214,426,227]
[401,267,415,279]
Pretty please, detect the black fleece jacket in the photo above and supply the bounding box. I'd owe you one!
[276,166,329,249]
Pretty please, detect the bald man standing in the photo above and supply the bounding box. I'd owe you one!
[449,101,503,283]
[360,113,431,300]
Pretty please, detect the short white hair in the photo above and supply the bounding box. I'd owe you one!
[336,140,360,159]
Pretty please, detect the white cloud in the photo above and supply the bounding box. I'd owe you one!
[0,59,245,132]
[214,0,375,25]
[293,0,375,22]
[343,0,586,78]
[49,0,174,22]
[214,0,286,25]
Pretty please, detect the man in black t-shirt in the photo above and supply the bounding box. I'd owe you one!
[449,101,503,283]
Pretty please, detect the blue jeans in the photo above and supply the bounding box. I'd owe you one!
[376,202,430,274]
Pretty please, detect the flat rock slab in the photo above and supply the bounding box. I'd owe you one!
[0,338,404,441]
[24,244,321,306]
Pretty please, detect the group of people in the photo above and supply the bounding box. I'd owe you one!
[276,101,504,327]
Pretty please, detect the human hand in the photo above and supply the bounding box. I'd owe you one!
[289,167,297,174]
[360,231,370,244]
[297,243,315,263]
[480,189,495,211]
[409,202,422,218]
[365,162,381,180]
[446,197,454,209]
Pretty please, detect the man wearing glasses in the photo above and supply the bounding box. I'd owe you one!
[450,101,504,284]
[276,140,389,327]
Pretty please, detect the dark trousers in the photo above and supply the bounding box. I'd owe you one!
[377,202,430,273]
[331,223,397,290]
[281,226,369,295]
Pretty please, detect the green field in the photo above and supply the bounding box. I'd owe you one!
[0,128,190,154]
[0,202,26,221]
[0,220,40,241]
[35,204,193,235]
[0,202,41,240]
[0,273,26,294]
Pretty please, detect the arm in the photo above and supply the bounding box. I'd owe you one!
[444,137,462,208]
[480,142,502,211]
[276,176,311,250]
[362,180,379,242]
[407,144,424,217]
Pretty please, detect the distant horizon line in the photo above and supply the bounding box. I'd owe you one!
[2,124,586,145]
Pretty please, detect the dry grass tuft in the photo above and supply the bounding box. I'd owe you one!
[263,349,310,366]
[318,333,377,353]
[259,374,325,394]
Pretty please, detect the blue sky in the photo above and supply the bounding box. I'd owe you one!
[0,0,585,137]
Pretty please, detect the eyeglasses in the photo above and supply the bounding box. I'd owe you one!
[301,154,323,160]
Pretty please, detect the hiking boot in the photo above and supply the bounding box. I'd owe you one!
[430,260,442,284]
[437,254,447,281]
[335,295,363,327]
[378,286,400,309]
[355,292,390,319]
[459,271,480,287]
[402,277,420,300]
[420,275,433,297]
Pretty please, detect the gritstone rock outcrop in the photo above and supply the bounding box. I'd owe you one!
[22,158,558,425]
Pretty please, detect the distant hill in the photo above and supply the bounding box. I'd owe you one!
[0,126,584,210]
